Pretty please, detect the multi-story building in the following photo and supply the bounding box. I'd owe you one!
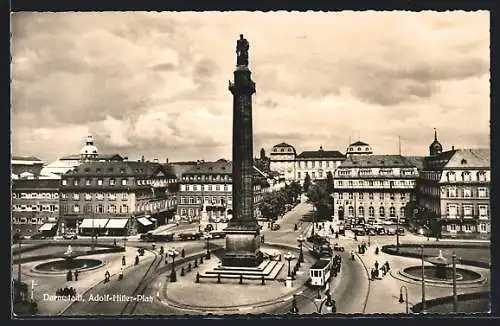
[333,155,419,224]
[176,159,267,222]
[416,131,490,238]
[269,143,296,182]
[295,146,345,185]
[59,161,178,236]
[12,179,60,236]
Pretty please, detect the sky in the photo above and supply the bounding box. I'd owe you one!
[11,11,490,163]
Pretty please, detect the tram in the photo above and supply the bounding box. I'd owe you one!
[309,254,333,287]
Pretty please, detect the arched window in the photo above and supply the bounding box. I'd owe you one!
[369,206,375,217]
[390,207,396,217]
[358,206,364,217]
[348,206,354,217]
[379,206,385,217]
[400,207,405,218]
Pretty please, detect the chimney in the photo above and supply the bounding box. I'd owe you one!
[141,155,145,162]
[452,146,455,151]
[166,158,169,163]
[124,157,128,161]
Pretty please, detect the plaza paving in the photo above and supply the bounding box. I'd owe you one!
[13,246,154,315]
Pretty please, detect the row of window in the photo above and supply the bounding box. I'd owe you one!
[12,217,45,225]
[445,171,488,182]
[12,204,58,212]
[62,178,170,187]
[181,184,230,192]
[446,224,488,232]
[61,192,129,201]
[297,161,337,169]
[337,169,415,176]
[297,171,333,179]
[179,196,232,205]
[341,205,406,218]
[182,174,231,182]
[13,192,59,199]
[61,204,130,214]
[337,192,410,200]
[443,187,488,198]
[336,180,415,187]
[446,204,489,218]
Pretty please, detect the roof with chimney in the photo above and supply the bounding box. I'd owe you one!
[63,161,176,179]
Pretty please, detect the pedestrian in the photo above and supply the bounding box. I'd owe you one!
[119,266,124,280]
[375,247,379,255]
[294,224,298,231]
[181,248,185,258]
[261,235,265,244]
[135,255,140,265]
[370,268,375,280]
[351,250,355,260]
[113,239,117,247]
[374,260,379,270]
[152,243,156,251]
[385,261,390,271]
[122,256,126,266]
[74,270,79,281]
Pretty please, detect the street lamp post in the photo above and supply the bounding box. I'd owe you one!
[290,292,336,314]
[204,233,211,259]
[284,252,295,278]
[167,249,179,282]
[421,244,426,313]
[399,285,409,313]
[452,253,458,313]
[396,215,400,252]
[297,235,305,263]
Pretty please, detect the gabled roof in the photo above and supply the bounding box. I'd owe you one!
[296,150,345,159]
[404,156,425,171]
[340,155,416,168]
[425,148,490,170]
[60,154,82,160]
[349,141,369,146]
[12,156,43,162]
[183,160,267,179]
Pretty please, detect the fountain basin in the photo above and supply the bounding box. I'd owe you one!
[33,258,104,274]
[399,266,484,286]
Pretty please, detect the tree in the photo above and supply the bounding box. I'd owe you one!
[303,173,311,193]
[260,148,266,160]
[326,171,334,194]
[307,183,333,220]
[289,181,301,202]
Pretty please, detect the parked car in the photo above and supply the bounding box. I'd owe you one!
[385,229,396,235]
[271,224,280,231]
[210,231,226,239]
[30,233,47,240]
[63,232,78,240]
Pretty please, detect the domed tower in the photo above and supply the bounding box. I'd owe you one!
[429,128,443,157]
[80,134,99,162]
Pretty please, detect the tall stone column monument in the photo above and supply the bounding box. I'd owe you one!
[222,34,264,267]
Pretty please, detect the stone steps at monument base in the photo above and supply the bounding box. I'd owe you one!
[205,260,280,277]
[200,261,284,280]
[212,260,271,272]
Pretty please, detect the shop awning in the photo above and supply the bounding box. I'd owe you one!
[137,217,153,226]
[105,219,129,229]
[80,219,109,228]
[39,223,56,231]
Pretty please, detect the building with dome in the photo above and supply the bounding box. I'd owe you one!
[346,141,373,157]
[41,135,124,177]
[80,134,99,161]
[415,130,490,239]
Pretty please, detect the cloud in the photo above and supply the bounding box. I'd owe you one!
[11,11,489,162]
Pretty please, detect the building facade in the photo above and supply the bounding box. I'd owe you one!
[269,143,296,182]
[416,132,490,238]
[59,161,177,236]
[295,146,345,185]
[333,155,419,225]
[176,159,266,222]
[12,179,60,236]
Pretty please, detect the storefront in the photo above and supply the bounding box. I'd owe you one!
[79,218,109,236]
[38,223,58,236]
[104,219,129,236]
[136,217,154,234]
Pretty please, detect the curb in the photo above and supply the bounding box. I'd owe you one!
[354,252,372,314]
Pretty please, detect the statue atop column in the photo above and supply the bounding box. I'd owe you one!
[236,34,249,67]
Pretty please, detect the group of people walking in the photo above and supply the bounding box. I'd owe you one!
[56,286,76,298]
[370,260,391,280]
